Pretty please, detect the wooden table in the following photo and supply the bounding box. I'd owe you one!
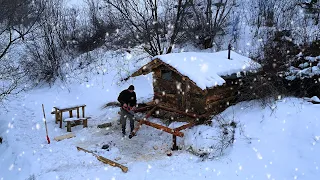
[53,104,86,128]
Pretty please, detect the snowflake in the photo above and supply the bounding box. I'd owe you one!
[8,164,14,170]
[256,152,263,159]
[36,123,40,130]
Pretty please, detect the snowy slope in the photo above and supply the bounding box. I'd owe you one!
[1,48,320,180]
[1,82,320,179]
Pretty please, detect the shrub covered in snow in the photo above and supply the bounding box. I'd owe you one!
[183,120,236,159]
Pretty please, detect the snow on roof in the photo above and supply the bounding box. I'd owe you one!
[153,50,261,90]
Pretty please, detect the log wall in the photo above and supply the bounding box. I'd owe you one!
[151,66,243,119]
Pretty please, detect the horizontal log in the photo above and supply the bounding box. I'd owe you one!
[130,106,158,137]
[158,105,198,118]
[174,122,196,131]
[141,120,184,137]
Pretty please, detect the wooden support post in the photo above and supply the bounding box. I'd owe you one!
[83,119,88,128]
[82,106,85,118]
[141,120,184,137]
[172,135,178,150]
[67,122,71,132]
[59,111,63,128]
[130,105,158,138]
[55,109,58,124]
[77,107,80,118]
[69,110,73,118]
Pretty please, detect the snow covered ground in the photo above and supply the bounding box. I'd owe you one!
[1,50,320,180]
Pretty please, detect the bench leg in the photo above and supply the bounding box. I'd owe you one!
[67,122,72,132]
[83,119,88,128]
[55,110,58,124]
[60,112,63,128]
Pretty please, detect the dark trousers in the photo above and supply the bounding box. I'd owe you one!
[120,108,134,134]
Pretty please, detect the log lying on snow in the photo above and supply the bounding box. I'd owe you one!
[54,133,76,141]
[76,146,128,173]
[97,123,112,128]
[308,100,320,104]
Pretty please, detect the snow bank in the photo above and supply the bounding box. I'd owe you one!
[183,123,235,158]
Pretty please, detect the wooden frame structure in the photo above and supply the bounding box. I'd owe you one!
[130,104,205,150]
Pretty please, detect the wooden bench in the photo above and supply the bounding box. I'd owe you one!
[52,104,87,130]
[63,117,90,132]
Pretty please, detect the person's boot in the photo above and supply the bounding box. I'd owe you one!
[122,129,126,137]
[129,131,134,139]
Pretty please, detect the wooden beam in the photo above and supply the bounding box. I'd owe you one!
[141,120,184,137]
[158,105,198,118]
[130,106,158,138]
[145,105,158,119]
[172,135,178,150]
[174,122,196,131]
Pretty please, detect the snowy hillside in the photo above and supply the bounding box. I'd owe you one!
[1,48,320,179]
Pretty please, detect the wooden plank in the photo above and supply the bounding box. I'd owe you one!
[59,111,63,128]
[141,120,184,137]
[76,146,128,173]
[53,105,86,111]
[54,133,75,141]
[130,106,158,137]
[64,117,88,122]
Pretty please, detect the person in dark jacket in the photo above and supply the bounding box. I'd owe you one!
[117,85,137,136]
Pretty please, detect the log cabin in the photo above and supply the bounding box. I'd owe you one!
[130,50,261,118]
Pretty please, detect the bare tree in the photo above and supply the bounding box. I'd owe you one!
[22,0,72,85]
[185,0,237,49]
[0,0,44,103]
[103,0,191,56]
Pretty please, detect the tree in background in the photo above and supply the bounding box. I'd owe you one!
[186,0,237,49]
[103,0,192,56]
[0,0,44,103]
